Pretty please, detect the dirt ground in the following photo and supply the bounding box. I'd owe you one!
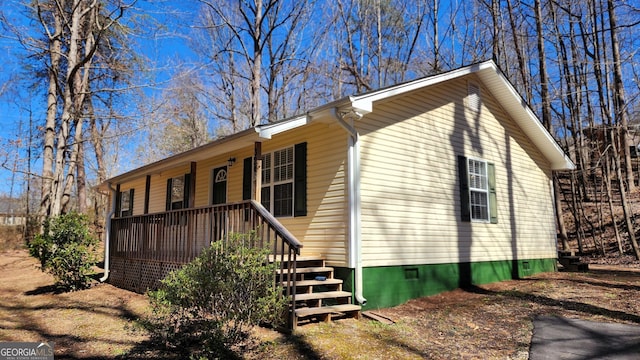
[0,250,151,359]
[1,249,640,359]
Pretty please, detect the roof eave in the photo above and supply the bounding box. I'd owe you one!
[98,127,261,189]
[99,113,319,190]
[255,114,310,139]
[101,60,575,190]
[474,63,575,171]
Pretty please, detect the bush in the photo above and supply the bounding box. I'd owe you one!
[28,212,99,291]
[147,232,287,359]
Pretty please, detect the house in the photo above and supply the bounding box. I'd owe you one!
[98,60,574,326]
[0,197,27,226]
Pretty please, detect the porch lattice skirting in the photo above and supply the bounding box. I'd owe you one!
[107,201,336,328]
[109,256,183,293]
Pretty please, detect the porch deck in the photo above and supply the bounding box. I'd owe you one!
[107,200,360,328]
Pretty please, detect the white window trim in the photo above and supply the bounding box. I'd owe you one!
[171,175,185,205]
[120,190,131,216]
[467,157,490,222]
[261,146,295,217]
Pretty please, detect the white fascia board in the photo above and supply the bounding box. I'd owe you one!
[348,97,373,115]
[256,114,310,139]
[350,61,494,105]
[518,99,575,170]
[348,60,574,171]
[100,127,260,188]
[476,65,575,171]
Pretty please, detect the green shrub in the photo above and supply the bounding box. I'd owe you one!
[147,232,287,359]
[28,212,99,291]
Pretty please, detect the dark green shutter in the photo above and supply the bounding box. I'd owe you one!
[166,178,172,211]
[294,142,307,217]
[457,155,471,222]
[243,157,252,200]
[488,162,498,224]
[144,175,151,214]
[115,184,122,218]
[128,189,135,216]
[183,173,191,208]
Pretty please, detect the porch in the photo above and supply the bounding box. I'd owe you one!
[107,200,360,328]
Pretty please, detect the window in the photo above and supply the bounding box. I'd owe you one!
[121,191,131,216]
[468,159,489,221]
[166,174,191,210]
[458,155,497,223]
[171,175,184,206]
[117,189,134,217]
[262,147,294,217]
[245,142,306,218]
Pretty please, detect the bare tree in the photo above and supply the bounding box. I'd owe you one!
[11,0,134,220]
[330,0,427,94]
[607,0,635,192]
[198,0,315,128]
[143,71,213,157]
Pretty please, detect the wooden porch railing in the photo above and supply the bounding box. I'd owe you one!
[109,200,303,327]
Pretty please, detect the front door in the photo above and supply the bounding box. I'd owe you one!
[212,166,228,205]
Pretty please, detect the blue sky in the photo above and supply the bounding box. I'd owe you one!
[0,0,200,197]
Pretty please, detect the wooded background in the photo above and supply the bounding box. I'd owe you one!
[0,0,638,257]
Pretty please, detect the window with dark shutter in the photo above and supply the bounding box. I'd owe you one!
[458,155,497,223]
[259,142,307,217]
[166,175,189,210]
[116,188,134,217]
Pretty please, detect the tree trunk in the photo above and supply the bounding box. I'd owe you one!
[607,0,634,192]
[490,0,500,64]
[432,0,440,71]
[554,176,571,251]
[39,1,63,220]
[603,155,624,255]
[612,127,640,260]
[507,0,531,101]
[76,132,87,213]
[89,108,107,238]
[536,0,570,252]
[251,0,263,128]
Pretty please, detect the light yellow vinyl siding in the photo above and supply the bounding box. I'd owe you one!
[147,164,192,213]
[193,152,250,207]
[117,177,146,216]
[109,122,350,266]
[260,123,349,265]
[358,75,556,268]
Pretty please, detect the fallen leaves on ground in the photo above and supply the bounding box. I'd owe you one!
[2,249,640,359]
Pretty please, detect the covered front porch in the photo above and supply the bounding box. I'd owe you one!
[107,200,300,290]
[106,200,360,328]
